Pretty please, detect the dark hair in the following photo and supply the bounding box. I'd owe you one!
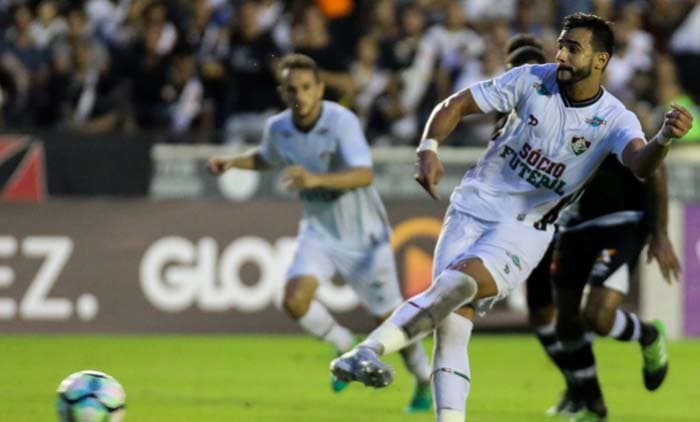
[276,53,320,82]
[507,46,546,67]
[505,34,543,55]
[562,13,614,57]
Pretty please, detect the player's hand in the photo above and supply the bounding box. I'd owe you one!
[282,165,317,190]
[661,104,693,140]
[414,150,443,200]
[207,156,230,175]
[647,231,681,284]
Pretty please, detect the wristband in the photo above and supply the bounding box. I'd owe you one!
[653,130,674,147]
[416,138,439,154]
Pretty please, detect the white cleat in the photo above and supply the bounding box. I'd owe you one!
[330,346,395,388]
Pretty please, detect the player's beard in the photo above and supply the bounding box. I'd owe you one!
[556,61,593,85]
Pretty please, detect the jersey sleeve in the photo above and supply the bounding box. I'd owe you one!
[257,120,284,168]
[470,65,531,114]
[337,110,372,168]
[606,110,646,163]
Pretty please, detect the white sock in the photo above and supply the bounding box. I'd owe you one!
[433,313,473,420]
[361,321,408,355]
[400,341,432,384]
[437,409,465,422]
[298,300,354,353]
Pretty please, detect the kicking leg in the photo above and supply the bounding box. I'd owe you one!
[331,258,497,388]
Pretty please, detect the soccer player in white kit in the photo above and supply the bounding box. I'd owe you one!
[208,54,432,412]
[331,13,694,421]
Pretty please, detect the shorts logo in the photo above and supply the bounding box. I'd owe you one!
[528,114,539,126]
[504,264,510,274]
[571,136,591,156]
[506,251,522,271]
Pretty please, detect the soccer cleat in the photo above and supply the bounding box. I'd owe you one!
[405,381,432,413]
[330,337,362,393]
[330,346,394,388]
[545,389,584,418]
[568,408,607,422]
[642,319,669,391]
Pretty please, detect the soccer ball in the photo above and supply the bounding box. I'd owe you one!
[56,370,126,422]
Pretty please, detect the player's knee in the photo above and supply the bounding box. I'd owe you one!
[435,269,478,304]
[282,278,318,318]
[582,304,616,336]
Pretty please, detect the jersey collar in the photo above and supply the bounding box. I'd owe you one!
[557,82,604,108]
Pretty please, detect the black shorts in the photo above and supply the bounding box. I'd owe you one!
[526,241,555,310]
[551,222,647,292]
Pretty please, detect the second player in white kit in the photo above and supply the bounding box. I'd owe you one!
[209,53,433,412]
[331,13,693,422]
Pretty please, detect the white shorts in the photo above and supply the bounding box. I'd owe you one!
[286,231,403,317]
[433,206,553,313]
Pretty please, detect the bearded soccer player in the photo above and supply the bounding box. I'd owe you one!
[331,13,692,422]
[208,53,432,412]
[499,34,682,422]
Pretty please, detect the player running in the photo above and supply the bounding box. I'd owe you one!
[331,13,693,422]
[207,53,432,412]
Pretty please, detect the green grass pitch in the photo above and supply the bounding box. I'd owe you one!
[0,335,698,421]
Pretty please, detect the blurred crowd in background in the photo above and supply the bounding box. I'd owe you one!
[0,0,699,146]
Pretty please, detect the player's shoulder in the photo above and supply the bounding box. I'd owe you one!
[266,109,293,133]
[597,90,640,124]
[508,63,557,81]
[501,63,557,95]
[323,101,357,119]
[322,101,362,127]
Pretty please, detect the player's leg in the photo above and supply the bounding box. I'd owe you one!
[330,209,492,388]
[432,306,474,422]
[580,223,668,391]
[552,228,607,421]
[282,276,354,353]
[283,235,355,355]
[429,219,553,422]
[526,243,584,417]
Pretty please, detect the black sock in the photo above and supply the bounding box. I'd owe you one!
[535,326,576,391]
[561,335,607,415]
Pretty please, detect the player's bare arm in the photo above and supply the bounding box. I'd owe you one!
[282,166,373,190]
[207,148,271,175]
[415,89,484,200]
[643,164,681,283]
[621,104,694,179]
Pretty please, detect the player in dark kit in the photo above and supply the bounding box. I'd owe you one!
[536,159,678,422]
[504,38,683,422]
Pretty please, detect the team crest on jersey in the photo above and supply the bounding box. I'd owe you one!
[571,136,591,155]
[532,82,551,96]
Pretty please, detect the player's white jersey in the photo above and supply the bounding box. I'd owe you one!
[259,101,391,247]
[452,63,645,227]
